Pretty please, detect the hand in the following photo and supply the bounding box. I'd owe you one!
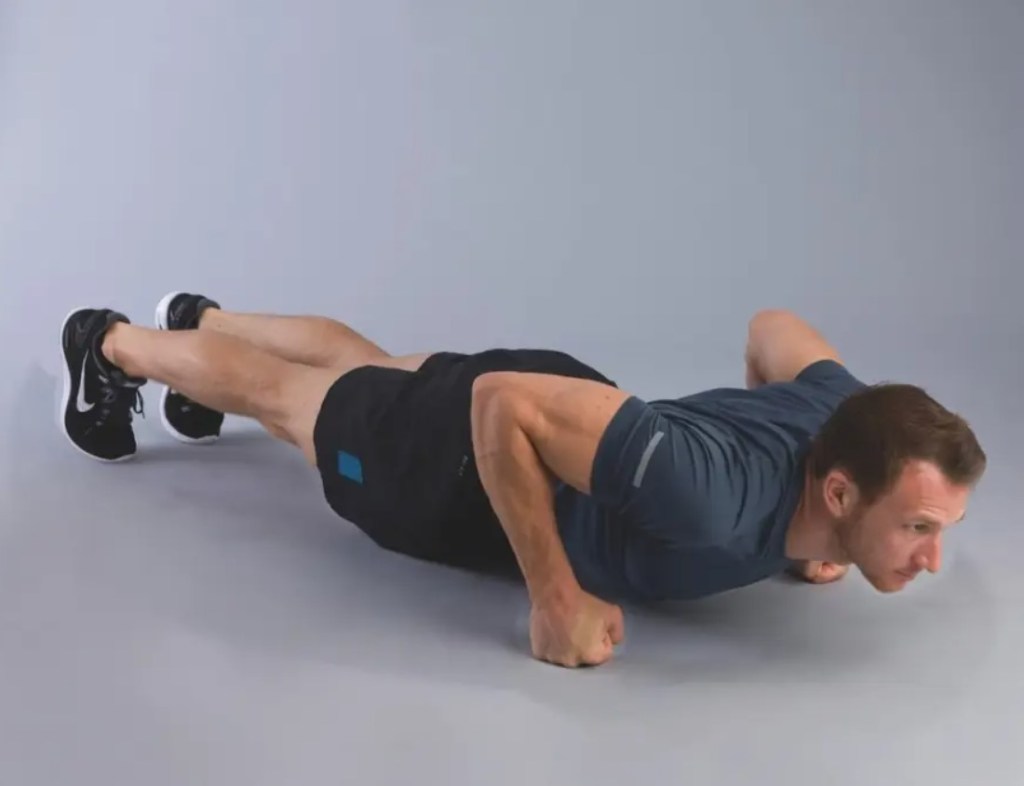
[791,559,850,584]
[529,589,625,668]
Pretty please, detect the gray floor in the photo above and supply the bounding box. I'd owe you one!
[2,2,1023,784]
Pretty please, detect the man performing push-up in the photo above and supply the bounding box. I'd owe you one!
[59,295,987,667]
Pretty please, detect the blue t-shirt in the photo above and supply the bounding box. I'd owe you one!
[553,359,866,603]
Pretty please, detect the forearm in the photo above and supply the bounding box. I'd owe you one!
[745,309,841,384]
[745,312,783,386]
[745,356,767,389]
[471,387,580,605]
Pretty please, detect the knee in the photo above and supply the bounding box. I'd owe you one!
[248,370,290,423]
[259,410,320,465]
[254,375,297,439]
[309,316,355,352]
[259,416,292,443]
[248,369,302,447]
[268,366,338,465]
[307,315,343,339]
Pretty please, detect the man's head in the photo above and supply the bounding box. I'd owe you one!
[807,383,986,592]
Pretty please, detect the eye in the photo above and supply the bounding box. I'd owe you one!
[911,522,931,534]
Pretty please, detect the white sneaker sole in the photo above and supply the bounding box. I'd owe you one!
[58,306,135,463]
[155,291,220,445]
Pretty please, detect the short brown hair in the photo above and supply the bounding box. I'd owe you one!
[808,383,986,505]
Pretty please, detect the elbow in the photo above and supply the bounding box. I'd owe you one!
[471,371,518,420]
[745,310,792,383]
[470,372,530,454]
[748,308,796,334]
[746,308,797,356]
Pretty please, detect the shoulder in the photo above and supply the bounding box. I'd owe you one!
[589,395,666,494]
[735,359,866,430]
[588,396,744,547]
[791,358,867,401]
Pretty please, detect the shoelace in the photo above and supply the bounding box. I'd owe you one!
[94,380,145,428]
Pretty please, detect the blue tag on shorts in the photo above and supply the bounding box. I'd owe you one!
[337,450,364,484]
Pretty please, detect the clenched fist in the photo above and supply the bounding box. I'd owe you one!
[530,589,625,667]
[791,559,849,584]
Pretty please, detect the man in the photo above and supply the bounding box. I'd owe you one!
[59,295,987,668]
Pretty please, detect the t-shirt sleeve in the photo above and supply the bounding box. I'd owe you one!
[793,359,865,400]
[587,396,728,548]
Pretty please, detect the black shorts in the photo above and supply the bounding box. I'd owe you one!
[311,348,617,572]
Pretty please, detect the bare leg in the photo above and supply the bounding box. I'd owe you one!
[102,322,336,464]
[197,307,431,373]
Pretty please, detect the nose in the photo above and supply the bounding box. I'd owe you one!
[918,535,943,573]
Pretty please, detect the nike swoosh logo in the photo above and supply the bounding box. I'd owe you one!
[76,360,94,412]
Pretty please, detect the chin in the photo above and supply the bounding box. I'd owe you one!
[864,571,910,594]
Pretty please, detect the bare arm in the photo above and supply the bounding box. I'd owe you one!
[469,371,630,666]
[744,309,843,385]
[470,371,630,603]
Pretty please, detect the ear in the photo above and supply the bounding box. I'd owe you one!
[824,469,859,517]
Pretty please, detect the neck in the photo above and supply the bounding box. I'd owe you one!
[784,470,847,563]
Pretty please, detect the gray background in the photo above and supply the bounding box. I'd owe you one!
[1,1,1022,784]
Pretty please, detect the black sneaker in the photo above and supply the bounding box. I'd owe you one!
[154,291,223,444]
[59,307,147,462]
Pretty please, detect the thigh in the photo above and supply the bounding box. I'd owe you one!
[378,352,435,372]
[309,361,466,560]
[327,351,435,376]
[281,353,435,465]
[276,364,352,465]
